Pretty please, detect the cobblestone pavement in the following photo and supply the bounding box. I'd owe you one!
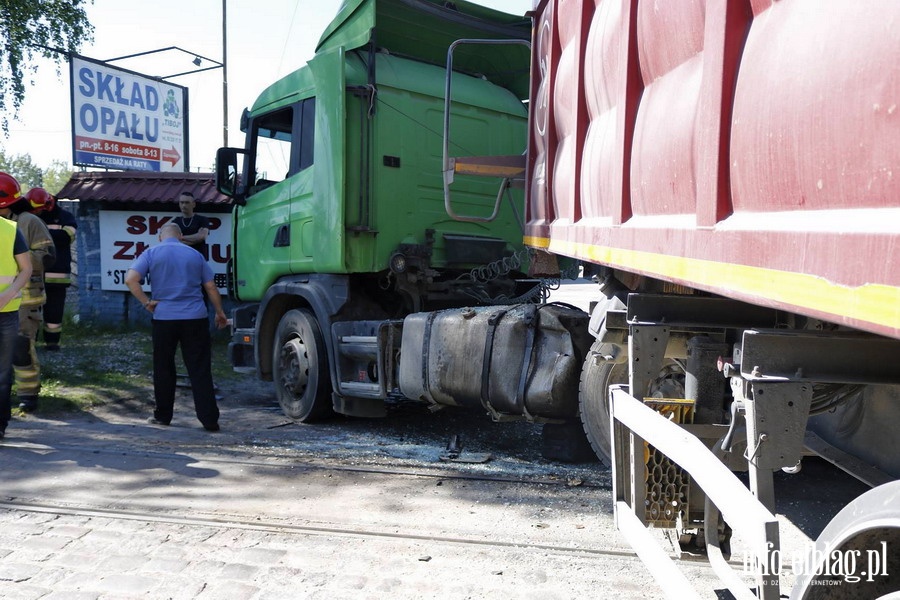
[0,506,673,600]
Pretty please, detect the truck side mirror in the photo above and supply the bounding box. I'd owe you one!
[216,147,247,205]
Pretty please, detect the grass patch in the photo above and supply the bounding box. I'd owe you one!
[15,319,239,416]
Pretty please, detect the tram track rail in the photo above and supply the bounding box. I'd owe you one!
[2,435,649,567]
[0,497,643,562]
[1,438,610,489]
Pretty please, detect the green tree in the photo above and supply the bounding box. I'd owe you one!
[0,0,94,133]
[0,147,73,194]
[0,148,43,187]
[42,159,73,195]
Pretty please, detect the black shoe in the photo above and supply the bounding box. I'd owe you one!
[203,423,220,432]
[18,396,38,412]
[147,417,170,426]
[45,344,61,352]
[0,428,5,440]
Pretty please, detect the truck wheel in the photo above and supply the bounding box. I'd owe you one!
[579,340,685,466]
[793,480,900,599]
[273,309,333,422]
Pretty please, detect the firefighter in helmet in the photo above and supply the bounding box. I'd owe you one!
[0,172,32,439]
[27,187,76,351]
[0,173,55,412]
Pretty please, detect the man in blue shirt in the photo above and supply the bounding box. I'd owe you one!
[125,222,228,431]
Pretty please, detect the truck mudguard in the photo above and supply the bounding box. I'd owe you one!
[254,274,351,382]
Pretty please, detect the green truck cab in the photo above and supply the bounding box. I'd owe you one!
[216,0,556,422]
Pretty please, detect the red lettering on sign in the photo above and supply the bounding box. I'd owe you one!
[211,244,231,264]
[148,215,173,235]
[112,241,134,260]
[112,240,150,260]
[125,215,147,235]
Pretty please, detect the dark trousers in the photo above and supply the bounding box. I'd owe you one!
[151,318,219,427]
[42,282,69,345]
[0,310,18,430]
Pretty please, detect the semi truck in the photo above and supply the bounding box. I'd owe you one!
[216,0,900,597]
[216,0,594,453]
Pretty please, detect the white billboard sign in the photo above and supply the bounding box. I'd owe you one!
[99,210,230,293]
[71,55,189,172]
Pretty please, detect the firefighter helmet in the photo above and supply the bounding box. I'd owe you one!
[0,172,22,208]
[25,187,54,212]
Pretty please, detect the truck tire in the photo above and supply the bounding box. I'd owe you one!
[793,480,900,599]
[273,309,333,422]
[579,340,685,467]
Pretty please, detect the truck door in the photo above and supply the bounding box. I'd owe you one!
[232,99,315,299]
[288,97,316,274]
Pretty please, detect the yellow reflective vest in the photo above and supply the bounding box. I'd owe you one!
[0,217,22,313]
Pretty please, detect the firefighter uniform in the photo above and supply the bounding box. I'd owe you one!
[27,188,76,350]
[7,210,54,411]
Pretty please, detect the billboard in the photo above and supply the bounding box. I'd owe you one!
[70,55,189,172]
[99,210,230,293]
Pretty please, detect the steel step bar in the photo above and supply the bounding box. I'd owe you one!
[610,385,781,600]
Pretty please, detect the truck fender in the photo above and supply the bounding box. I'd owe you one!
[255,275,350,391]
[588,290,627,348]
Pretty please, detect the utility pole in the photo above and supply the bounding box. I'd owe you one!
[222,0,229,148]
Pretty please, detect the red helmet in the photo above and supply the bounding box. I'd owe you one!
[0,172,22,208]
[25,187,54,213]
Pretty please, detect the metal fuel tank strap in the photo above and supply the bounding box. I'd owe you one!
[480,306,513,420]
[514,304,538,415]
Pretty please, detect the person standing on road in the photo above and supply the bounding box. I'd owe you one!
[0,173,55,413]
[27,188,77,351]
[0,177,33,440]
[171,192,211,259]
[125,222,227,432]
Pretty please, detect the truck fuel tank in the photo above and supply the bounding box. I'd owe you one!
[398,304,592,420]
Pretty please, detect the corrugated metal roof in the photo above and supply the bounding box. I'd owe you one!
[56,171,231,205]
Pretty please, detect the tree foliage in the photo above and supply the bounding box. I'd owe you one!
[42,159,73,195]
[0,0,94,133]
[0,149,42,187]
[0,148,73,195]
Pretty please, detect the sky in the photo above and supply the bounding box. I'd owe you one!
[2,0,533,172]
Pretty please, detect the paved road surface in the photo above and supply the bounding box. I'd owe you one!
[0,381,742,599]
